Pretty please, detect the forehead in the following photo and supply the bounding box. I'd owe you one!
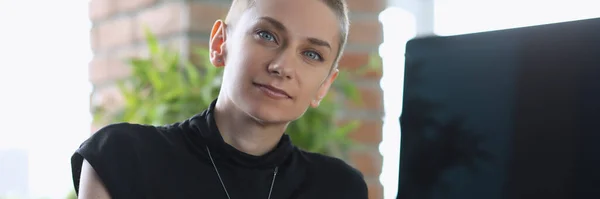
[243,0,340,47]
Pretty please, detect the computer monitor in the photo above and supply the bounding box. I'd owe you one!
[398,17,600,199]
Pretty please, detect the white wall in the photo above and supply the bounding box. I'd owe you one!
[0,150,29,198]
[0,0,92,198]
[434,0,600,36]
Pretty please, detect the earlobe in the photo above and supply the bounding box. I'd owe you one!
[209,20,227,67]
[310,99,321,108]
[310,69,339,108]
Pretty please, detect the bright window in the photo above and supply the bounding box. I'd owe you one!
[378,7,417,199]
[0,0,92,198]
[434,0,600,36]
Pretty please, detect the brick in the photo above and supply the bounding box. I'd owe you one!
[106,58,131,82]
[115,47,142,59]
[347,86,383,110]
[338,53,382,79]
[112,40,183,79]
[339,56,383,80]
[90,27,99,52]
[97,17,135,50]
[339,52,369,70]
[348,20,383,45]
[135,3,184,41]
[118,0,156,12]
[89,0,116,21]
[357,68,382,79]
[90,85,125,115]
[136,37,186,60]
[349,150,382,177]
[346,0,386,13]
[367,182,384,199]
[343,67,382,80]
[343,120,383,145]
[89,57,109,85]
[89,54,132,85]
[189,2,229,34]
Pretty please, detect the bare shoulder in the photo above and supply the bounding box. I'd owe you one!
[78,159,112,199]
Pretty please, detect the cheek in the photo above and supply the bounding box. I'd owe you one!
[227,41,258,71]
[237,40,274,67]
[298,76,328,101]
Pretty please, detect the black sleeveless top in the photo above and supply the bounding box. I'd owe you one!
[70,100,368,199]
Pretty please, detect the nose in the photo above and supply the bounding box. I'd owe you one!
[267,50,296,79]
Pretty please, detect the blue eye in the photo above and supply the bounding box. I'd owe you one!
[303,51,322,61]
[258,31,276,42]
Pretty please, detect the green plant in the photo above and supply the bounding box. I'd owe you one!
[94,28,380,158]
[65,190,77,199]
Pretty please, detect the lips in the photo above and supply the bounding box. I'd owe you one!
[253,83,292,99]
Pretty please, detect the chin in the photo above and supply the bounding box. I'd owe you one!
[228,84,304,124]
[240,98,297,125]
[244,100,296,124]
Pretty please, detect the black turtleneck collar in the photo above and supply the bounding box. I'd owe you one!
[185,99,294,169]
[72,98,369,199]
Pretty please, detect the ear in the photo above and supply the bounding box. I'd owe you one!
[310,69,339,108]
[209,20,228,67]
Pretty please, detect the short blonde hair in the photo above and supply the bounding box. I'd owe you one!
[224,0,350,69]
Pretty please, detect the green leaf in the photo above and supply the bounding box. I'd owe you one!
[184,60,201,87]
[143,26,161,57]
[92,30,363,159]
[366,52,382,71]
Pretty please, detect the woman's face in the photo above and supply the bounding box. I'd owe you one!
[212,0,341,124]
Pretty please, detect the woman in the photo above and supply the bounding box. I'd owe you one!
[71,0,369,198]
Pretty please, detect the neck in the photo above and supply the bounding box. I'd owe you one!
[213,97,288,156]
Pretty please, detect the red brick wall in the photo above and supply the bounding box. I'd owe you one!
[88,0,385,198]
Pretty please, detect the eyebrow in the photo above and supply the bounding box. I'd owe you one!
[307,37,331,50]
[260,17,287,32]
[259,16,332,50]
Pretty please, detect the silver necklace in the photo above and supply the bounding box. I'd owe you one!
[206,146,278,199]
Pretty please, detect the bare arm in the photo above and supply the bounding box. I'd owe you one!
[78,159,112,199]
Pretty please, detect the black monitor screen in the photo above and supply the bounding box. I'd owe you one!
[398,18,600,199]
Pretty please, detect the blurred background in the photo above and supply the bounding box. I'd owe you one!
[1,0,599,199]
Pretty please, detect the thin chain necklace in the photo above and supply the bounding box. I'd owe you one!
[206,146,279,199]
